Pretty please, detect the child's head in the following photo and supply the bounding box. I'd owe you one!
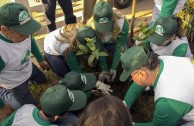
[77,95,133,126]
[60,71,97,91]
[0,3,41,35]
[148,16,180,46]
[76,26,102,49]
[0,3,41,42]
[93,1,113,33]
[40,85,87,120]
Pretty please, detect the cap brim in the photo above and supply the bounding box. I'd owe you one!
[82,73,97,91]
[148,32,169,46]
[67,90,87,111]
[119,70,131,82]
[94,19,112,33]
[10,18,41,35]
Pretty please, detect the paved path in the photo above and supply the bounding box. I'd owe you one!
[30,0,154,52]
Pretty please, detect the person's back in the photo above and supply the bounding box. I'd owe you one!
[77,95,132,126]
[43,23,83,77]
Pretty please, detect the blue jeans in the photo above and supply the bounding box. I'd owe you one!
[0,88,21,109]
[53,112,78,126]
[0,63,46,109]
[44,53,70,77]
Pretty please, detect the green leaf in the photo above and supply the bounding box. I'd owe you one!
[99,52,108,56]
[95,51,99,59]
[78,44,88,54]
[86,43,96,51]
[76,51,84,55]
[85,38,93,43]
[133,36,143,41]
[88,55,95,66]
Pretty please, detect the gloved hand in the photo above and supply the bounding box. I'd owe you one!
[109,69,116,82]
[98,71,110,82]
[95,81,113,95]
[135,32,145,46]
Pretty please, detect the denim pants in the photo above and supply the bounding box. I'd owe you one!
[44,53,70,77]
[0,63,46,109]
[0,88,21,109]
[42,0,76,32]
[53,112,78,126]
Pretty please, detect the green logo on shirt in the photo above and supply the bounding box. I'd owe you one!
[21,50,30,65]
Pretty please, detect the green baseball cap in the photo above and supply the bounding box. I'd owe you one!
[76,26,102,49]
[93,1,113,33]
[60,71,97,91]
[0,3,41,35]
[119,46,150,82]
[40,85,87,116]
[148,16,178,46]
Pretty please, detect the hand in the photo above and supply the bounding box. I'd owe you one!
[135,32,145,46]
[109,69,116,82]
[39,61,50,71]
[98,71,110,82]
[91,90,101,96]
[95,81,113,95]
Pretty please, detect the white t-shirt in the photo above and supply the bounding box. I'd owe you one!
[44,27,70,55]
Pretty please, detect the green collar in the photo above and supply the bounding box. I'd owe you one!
[153,59,164,89]
[0,33,13,43]
[33,108,52,125]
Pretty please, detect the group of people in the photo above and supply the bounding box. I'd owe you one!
[0,0,194,126]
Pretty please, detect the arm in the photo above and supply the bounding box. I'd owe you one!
[98,53,108,71]
[31,36,49,70]
[64,51,82,73]
[1,111,17,126]
[134,98,193,126]
[30,35,44,62]
[124,82,144,108]
[172,43,188,57]
[149,0,179,29]
[160,0,179,16]
[111,19,129,70]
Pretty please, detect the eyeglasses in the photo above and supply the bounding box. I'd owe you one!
[129,69,140,81]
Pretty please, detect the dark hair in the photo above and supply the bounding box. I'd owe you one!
[176,17,185,38]
[142,47,159,71]
[42,109,67,118]
[77,95,133,126]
